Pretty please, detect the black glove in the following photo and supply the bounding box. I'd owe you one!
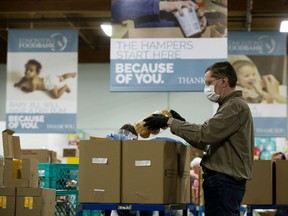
[143,114,169,130]
[170,110,186,121]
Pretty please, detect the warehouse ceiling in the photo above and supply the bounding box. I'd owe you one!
[0,0,288,64]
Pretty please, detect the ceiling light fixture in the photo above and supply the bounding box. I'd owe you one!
[101,24,112,37]
[280,20,288,32]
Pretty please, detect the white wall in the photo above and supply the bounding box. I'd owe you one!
[0,63,213,159]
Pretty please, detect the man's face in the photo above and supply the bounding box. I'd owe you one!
[25,64,38,78]
[204,70,222,94]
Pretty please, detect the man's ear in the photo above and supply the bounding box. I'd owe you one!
[221,77,229,88]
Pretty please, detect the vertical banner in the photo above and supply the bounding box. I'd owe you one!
[6,29,78,133]
[228,32,287,137]
[110,0,227,91]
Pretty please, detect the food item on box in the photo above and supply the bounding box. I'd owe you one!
[135,120,151,138]
[158,109,172,117]
[135,109,171,138]
[151,128,160,135]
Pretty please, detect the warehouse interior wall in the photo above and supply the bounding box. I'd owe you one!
[0,63,213,159]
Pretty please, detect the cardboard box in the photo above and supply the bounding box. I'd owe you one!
[242,160,274,205]
[16,187,56,216]
[66,157,79,164]
[2,129,21,159]
[63,148,79,157]
[0,159,3,186]
[4,158,39,188]
[122,140,178,204]
[176,144,191,204]
[79,139,121,203]
[21,149,57,163]
[275,160,288,204]
[0,187,16,216]
[200,25,223,38]
[50,151,57,163]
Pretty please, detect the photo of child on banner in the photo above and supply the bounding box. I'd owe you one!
[14,59,77,99]
[228,55,286,104]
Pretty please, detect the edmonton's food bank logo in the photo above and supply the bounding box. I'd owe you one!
[18,32,68,51]
[50,33,68,51]
[257,35,276,54]
[229,35,277,54]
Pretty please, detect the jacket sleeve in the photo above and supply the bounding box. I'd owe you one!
[170,102,245,150]
[112,0,160,21]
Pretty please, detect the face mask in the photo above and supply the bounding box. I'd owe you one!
[204,84,220,102]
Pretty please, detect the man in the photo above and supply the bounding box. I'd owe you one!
[144,61,255,216]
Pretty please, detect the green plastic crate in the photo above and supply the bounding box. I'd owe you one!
[82,210,102,216]
[55,190,78,216]
[38,163,79,190]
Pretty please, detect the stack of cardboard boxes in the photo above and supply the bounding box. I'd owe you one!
[0,129,56,216]
[78,139,190,204]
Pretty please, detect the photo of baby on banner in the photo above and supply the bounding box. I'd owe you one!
[13,59,77,99]
[228,55,287,104]
[111,0,227,38]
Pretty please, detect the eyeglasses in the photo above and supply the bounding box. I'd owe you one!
[205,77,221,86]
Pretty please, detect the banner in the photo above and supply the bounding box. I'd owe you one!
[228,32,287,137]
[110,0,227,92]
[6,29,78,133]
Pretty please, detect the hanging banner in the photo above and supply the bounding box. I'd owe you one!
[6,29,78,133]
[228,32,287,137]
[110,0,227,92]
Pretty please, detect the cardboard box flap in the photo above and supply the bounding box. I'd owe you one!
[21,149,57,163]
[89,136,107,140]
[12,136,21,159]
[0,187,16,196]
[2,129,15,136]
[16,187,42,197]
[2,129,22,159]
[2,129,15,158]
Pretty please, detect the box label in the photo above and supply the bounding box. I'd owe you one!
[93,189,105,192]
[24,197,33,209]
[92,158,108,164]
[135,160,151,167]
[0,196,7,208]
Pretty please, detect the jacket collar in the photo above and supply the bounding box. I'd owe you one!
[219,90,243,106]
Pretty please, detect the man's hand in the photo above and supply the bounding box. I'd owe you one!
[144,114,169,130]
[170,110,186,121]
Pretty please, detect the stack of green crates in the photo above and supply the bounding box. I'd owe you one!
[38,163,79,216]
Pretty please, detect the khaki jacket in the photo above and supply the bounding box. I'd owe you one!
[170,91,254,181]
